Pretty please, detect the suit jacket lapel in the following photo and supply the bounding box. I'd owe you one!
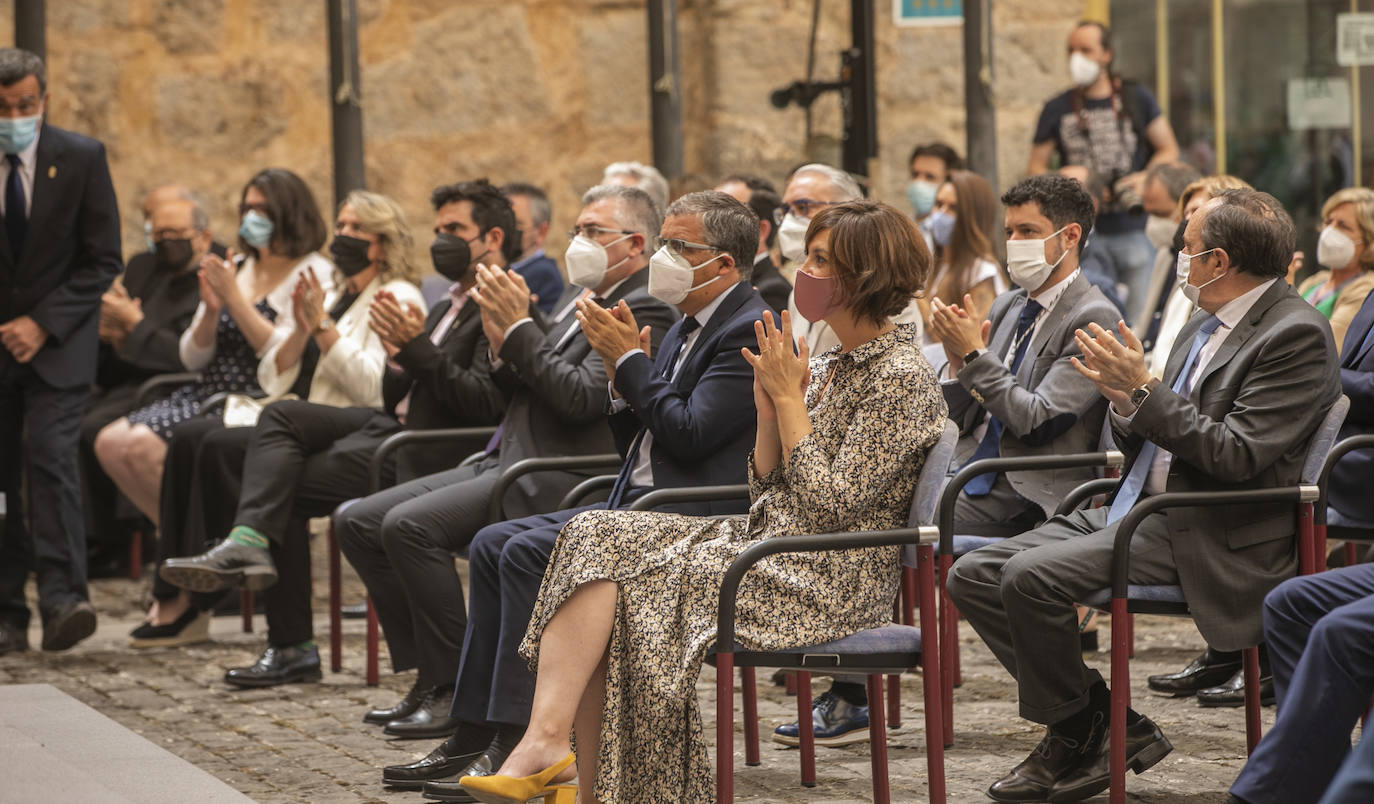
[1191,281,1287,395]
[1345,295,1374,366]
[21,128,61,269]
[990,293,1024,362]
[1018,275,1085,383]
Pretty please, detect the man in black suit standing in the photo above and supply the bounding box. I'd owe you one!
[0,49,122,654]
[716,174,789,314]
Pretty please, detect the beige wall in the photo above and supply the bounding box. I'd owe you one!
[0,0,1089,273]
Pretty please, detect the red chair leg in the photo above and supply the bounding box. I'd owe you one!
[1110,598,1129,804]
[328,520,342,673]
[1315,521,1327,573]
[902,565,917,627]
[866,674,891,804]
[1244,646,1262,754]
[916,544,947,801]
[129,529,142,580]
[1126,612,1135,659]
[887,672,901,729]
[1346,542,1358,569]
[365,596,379,686]
[938,552,956,748]
[716,652,735,804]
[796,670,816,787]
[240,590,252,632]
[784,670,797,696]
[1298,503,1315,575]
[742,667,760,766]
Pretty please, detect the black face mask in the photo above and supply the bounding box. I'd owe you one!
[154,238,195,273]
[1171,218,1188,257]
[431,231,485,282]
[329,233,373,277]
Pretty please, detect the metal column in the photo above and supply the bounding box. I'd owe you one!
[327,0,366,205]
[962,0,997,188]
[841,0,877,178]
[648,0,684,181]
[15,0,45,62]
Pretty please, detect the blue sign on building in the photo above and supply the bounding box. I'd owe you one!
[895,0,963,27]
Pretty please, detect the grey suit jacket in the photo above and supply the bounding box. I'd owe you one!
[490,268,680,518]
[943,273,1119,516]
[1113,279,1341,650]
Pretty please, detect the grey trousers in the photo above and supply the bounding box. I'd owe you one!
[946,506,1179,725]
[953,473,1046,539]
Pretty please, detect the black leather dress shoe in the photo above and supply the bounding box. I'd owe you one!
[1197,668,1276,708]
[366,680,425,725]
[382,736,484,790]
[224,645,322,688]
[160,539,278,593]
[421,747,509,802]
[0,621,29,655]
[987,722,1103,803]
[385,685,460,739]
[41,600,97,652]
[1146,649,1241,697]
[1047,714,1173,801]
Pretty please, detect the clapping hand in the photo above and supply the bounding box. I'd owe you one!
[577,298,649,385]
[291,270,326,333]
[368,289,426,348]
[929,295,990,371]
[468,264,531,353]
[741,311,810,420]
[1071,320,1151,412]
[199,249,239,309]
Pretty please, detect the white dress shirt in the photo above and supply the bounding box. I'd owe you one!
[0,132,39,217]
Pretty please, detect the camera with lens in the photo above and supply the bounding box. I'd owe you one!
[1108,169,1145,215]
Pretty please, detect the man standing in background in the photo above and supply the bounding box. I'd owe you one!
[501,182,563,316]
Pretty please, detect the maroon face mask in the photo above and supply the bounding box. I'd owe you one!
[793,267,848,322]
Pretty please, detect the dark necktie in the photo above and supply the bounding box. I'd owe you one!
[5,154,26,257]
[607,316,700,508]
[963,298,1044,497]
[1107,314,1223,523]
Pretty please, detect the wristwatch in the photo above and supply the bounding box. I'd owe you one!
[963,348,984,364]
[313,317,335,335]
[1129,378,1157,408]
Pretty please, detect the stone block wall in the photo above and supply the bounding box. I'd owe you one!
[0,0,1090,272]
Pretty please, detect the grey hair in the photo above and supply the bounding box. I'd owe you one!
[1199,188,1295,280]
[790,163,863,201]
[1145,162,1202,202]
[602,161,669,210]
[0,48,44,94]
[188,198,210,231]
[501,182,552,227]
[664,191,758,282]
[582,184,663,243]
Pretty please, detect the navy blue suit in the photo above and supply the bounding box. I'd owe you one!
[510,250,564,317]
[451,280,768,727]
[1329,290,1374,525]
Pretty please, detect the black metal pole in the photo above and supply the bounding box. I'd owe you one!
[15,0,45,63]
[841,0,877,178]
[962,0,998,188]
[648,0,684,181]
[327,0,366,205]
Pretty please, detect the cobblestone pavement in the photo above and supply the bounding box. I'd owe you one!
[0,549,1265,803]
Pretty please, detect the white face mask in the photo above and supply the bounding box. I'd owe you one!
[1176,247,1224,304]
[1005,225,1070,291]
[1069,52,1101,88]
[1145,215,1176,251]
[777,212,810,263]
[564,233,631,290]
[1317,224,1359,270]
[648,246,724,305]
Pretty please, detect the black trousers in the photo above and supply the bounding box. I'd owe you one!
[78,382,140,552]
[0,363,90,629]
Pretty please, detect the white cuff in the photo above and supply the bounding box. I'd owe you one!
[503,317,533,340]
[615,348,645,369]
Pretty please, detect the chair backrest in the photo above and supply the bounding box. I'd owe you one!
[1302,394,1350,485]
[902,420,959,568]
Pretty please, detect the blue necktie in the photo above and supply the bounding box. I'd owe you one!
[1107,314,1223,523]
[964,299,1044,496]
[607,317,699,508]
[5,154,26,258]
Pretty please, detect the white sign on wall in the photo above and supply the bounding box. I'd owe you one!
[1287,77,1353,131]
[1337,13,1374,66]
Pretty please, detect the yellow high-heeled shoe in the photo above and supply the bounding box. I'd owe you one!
[458,752,577,804]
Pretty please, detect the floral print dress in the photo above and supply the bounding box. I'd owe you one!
[520,323,948,803]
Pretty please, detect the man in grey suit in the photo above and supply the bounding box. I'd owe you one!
[947,187,1341,803]
[332,185,678,736]
[930,174,1119,538]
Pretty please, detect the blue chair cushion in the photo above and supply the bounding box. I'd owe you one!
[1080,584,1187,610]
[953,534,1003,557]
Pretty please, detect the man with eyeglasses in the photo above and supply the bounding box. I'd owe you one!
[384,190,768,795]
[0,48,122,655]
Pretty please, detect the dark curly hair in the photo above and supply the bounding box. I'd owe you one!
[430,179,518,263]
[1000,174,1096,255]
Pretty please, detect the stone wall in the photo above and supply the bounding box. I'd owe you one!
[0,0,1090,272]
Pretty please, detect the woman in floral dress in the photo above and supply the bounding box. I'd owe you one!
[458,199,948,804]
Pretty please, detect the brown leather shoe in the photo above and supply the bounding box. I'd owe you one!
[1047,714,1173,802]
[988,717,1105,803]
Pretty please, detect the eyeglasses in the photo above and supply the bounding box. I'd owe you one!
[568,224,635,240]
[773,199,837,225]
[152,227,198,242]
[655,236,725,256]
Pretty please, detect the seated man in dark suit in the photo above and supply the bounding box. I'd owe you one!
[329,184,678,736]
[716,173,789,314]
[501,182,563,316]
[948,188,1341,802]
[81,189,208,573]
[383,190,769,791]
[1221,288,1374,804]
[159,179,514,684]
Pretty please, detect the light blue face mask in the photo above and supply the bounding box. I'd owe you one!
[239,210,274,250]
[143,220,155,253]
[0,113,40,155]
[907,180,938,217]
[927,209,956,248]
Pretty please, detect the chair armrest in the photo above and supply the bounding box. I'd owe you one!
[485,454,624,522]
[1316,434,1374,526]
[1110,486,1320,599]
[458,450,486,469]
[937,451,1125,557]
[626,484,751,512]
[135,372,201,406]
[716,525,939,653]
[557,475,619,510]
[1053,478,1123,518]
[368,426,499,494]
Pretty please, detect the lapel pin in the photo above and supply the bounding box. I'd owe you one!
[47,165,55,178]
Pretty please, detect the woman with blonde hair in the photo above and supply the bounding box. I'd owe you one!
[921,169,1007,341]
[1300,187,1374,352]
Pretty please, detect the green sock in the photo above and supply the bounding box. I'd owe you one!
[295,640,315,651]
[227,525,269,549]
